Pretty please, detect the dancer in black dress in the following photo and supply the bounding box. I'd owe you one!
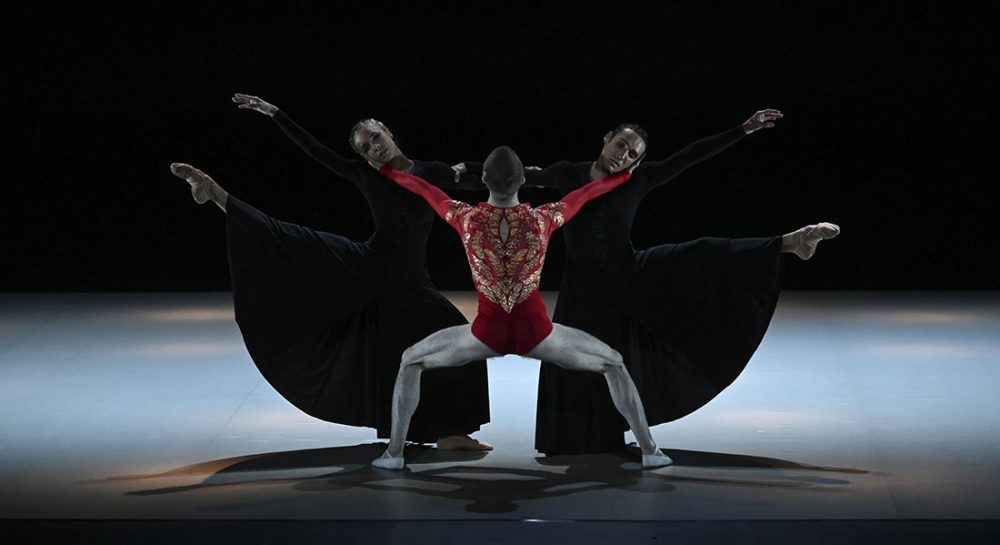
[167,94,491,450]
[463,109,839,454]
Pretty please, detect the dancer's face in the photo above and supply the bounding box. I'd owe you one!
[596,128,646,174]
[353,123,401,165]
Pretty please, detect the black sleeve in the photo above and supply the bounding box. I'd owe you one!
[637,126,746,192]
[272,110,361,182]
[462,162,485,188]
[523,161,581,194]
[418,161,487,191]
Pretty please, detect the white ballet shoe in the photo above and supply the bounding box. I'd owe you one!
[784,222,841,260]
[642,450,673,469]
[169,162,216,205]
[371,451,405,470]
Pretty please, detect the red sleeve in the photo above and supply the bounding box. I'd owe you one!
[555,171,632,223]
[379,166,462,221]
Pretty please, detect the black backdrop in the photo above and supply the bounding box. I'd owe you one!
[3,2,997,291]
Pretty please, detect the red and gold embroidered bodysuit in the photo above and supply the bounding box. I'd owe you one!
[380,166,632,355]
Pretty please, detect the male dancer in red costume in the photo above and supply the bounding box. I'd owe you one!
[372,146,672,470]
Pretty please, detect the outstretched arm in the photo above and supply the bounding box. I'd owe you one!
[233,93,361,181]
[639,108,782,191]
[378,166,463,221]
[524,161,582,192]
[552,171,633,224]
[637,126,746,191]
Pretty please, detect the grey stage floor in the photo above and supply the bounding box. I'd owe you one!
[1,291,999,526]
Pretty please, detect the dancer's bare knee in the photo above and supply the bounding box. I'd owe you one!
[609,349,624,366]
[601,355,625,375]
[398,359,424,376]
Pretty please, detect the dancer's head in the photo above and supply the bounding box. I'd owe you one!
[596,123,648,174]
[349,119,401,165]
[482,146,525,197]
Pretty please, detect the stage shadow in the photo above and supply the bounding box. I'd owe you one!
[86,443,866,514]
[650,448,868,474]
[84,443,484,493]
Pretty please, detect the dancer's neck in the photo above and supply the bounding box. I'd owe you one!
[487,193,520,208]
[381,155,414,173]
[590,161,610,181]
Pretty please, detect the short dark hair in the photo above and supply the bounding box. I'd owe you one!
[611,123,649,148]
[348,118,391,154]
[483,146,524,196]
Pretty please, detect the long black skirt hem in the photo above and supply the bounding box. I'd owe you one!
[226,197,490,443]
[535,236,783,455]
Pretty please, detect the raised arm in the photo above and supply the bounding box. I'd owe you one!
[638,108,782,191]
[552,171,633,224]
[636,126,746,191]
[233,93,361,181]
[378,166,462,221]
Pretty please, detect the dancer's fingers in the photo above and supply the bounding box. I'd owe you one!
[765,122,775,128]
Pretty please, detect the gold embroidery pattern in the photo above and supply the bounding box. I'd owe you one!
[444,200,469,223]
[457,204,557,313]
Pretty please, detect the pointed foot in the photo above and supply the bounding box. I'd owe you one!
[785,222,841,260]
[169,163,215,204]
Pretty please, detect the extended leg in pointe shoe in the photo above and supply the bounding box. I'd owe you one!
[782,222,841,260]
[169,163,228,211]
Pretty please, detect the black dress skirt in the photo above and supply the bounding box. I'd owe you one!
[223,111,489,442]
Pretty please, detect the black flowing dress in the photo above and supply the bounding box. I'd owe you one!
[225,111,489,442]
[474,126,783,454]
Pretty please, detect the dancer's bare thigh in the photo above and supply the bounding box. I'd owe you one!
[404,324,499,370]
[525,324,620,373]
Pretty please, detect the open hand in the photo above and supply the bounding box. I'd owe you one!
[742,109,783,134]
[232,93,279,117]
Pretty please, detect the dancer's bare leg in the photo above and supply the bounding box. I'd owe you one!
[782,222,840,260]
[169,163,229,212]
[372,325,498,470]
[526,324,672,469]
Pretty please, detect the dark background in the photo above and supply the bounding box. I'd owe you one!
[3,1,997,291]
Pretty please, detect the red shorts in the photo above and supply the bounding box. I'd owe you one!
[471,291,553,355]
